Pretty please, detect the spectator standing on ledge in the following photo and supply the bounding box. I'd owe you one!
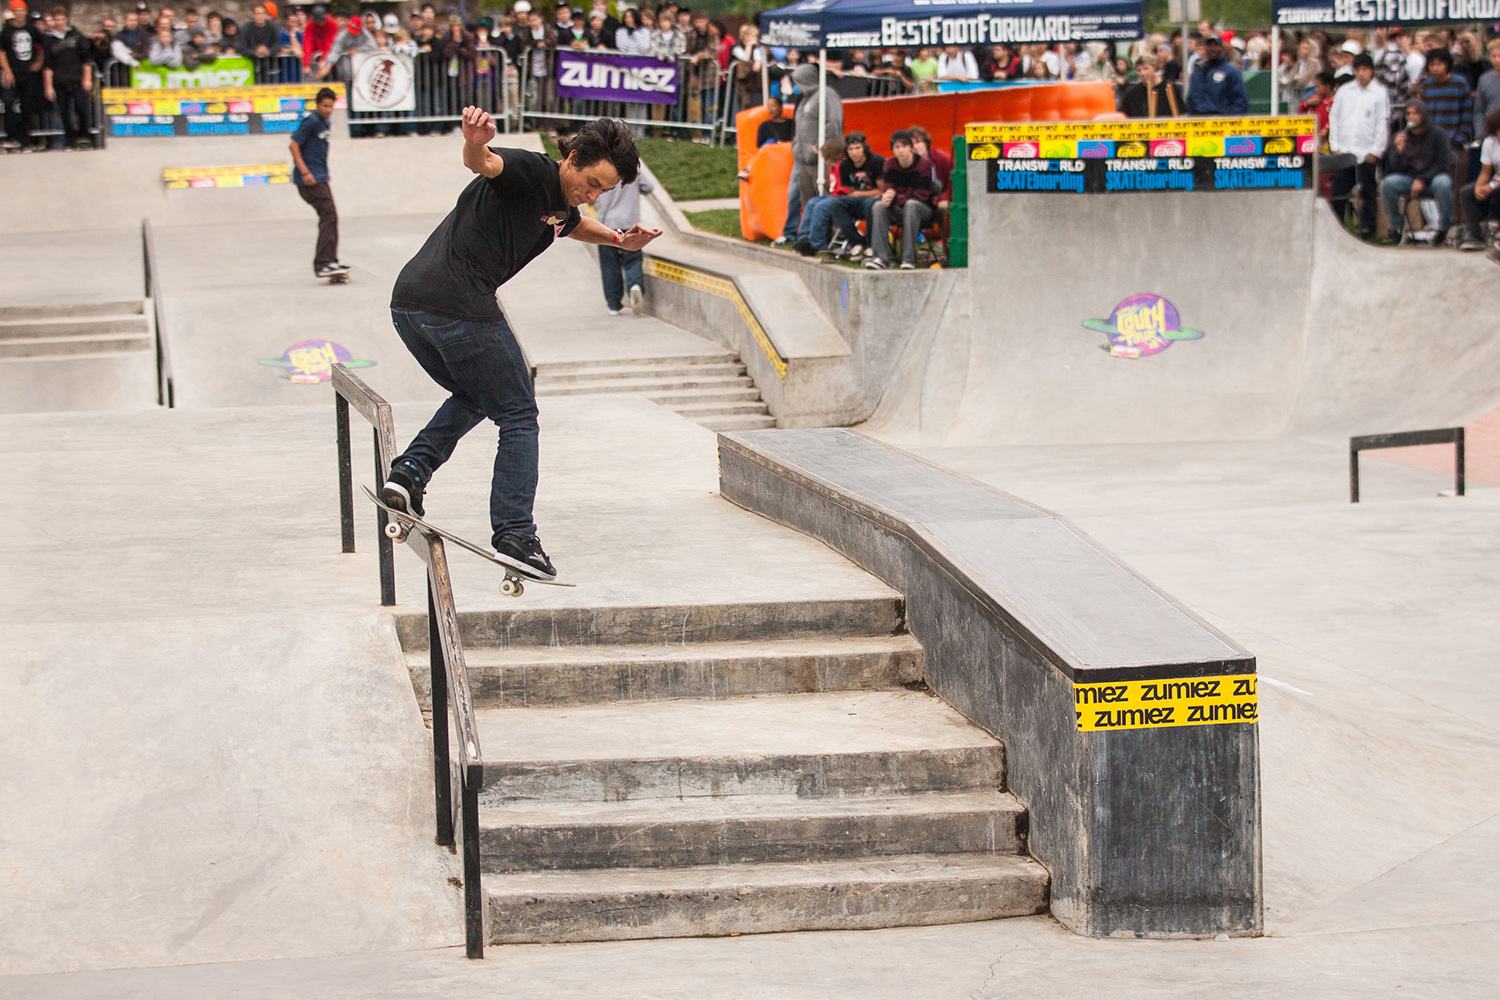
[41,4,90,149]
[1328,54,1389,241]
[1380,99,1454,244]
[865,129,933,271]
[1458,107,1500,251]
[1187,35,1248,115]
[1,1,44,152]
[1121,55,1183,117]
[289,87,348,280]
[594,170,653,315]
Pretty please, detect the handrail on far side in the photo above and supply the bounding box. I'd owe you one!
[140,219,175,408]
[330,362,486,959]
[1349,427,1465,503]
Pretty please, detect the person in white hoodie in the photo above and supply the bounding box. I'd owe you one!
[594,172,654,315]
[1329,52,1389,240]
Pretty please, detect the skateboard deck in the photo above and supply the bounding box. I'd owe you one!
[361,485,574,596]
[327,272,350,284]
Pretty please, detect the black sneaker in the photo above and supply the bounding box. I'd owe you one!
[381,460,425,518]
[793,238,814,256]
[494,532,557,580]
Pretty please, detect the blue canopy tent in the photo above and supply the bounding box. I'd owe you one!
[1268,0,1500,111]
[759,0,1144,191]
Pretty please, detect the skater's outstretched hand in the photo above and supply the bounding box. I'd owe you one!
[618,224,664,251]
[461,106,497,147]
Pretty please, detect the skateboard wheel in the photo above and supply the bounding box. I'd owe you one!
[501,577,523,598]
[384,521,403,539]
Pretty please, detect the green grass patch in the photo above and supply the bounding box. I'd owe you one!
[683,208,744,240]
[637,138,739,201]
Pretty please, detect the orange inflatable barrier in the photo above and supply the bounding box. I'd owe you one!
[843,82,1117,157]
[736,104,794,241]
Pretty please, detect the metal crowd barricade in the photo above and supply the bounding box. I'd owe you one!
[250,53,306,83]
[29,66,109,148]
[519,48,720,138]
[331,47,511,135]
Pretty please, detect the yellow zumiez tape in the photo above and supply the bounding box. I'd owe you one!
[1074,674,1258,732]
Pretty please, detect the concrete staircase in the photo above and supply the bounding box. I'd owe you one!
[0,300,157,413]
[532,353,777,432]
[399,598,1048,944]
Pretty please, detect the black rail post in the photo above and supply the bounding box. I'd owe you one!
[428,581,454,847]
[462,769,484,959]
[336,394,355,553]
[1349,442,1360,503]
[374,427,395,606]
[1455,427,1466,496]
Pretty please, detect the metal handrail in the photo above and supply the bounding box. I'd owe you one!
[1349,427,1465,503]
[331,362,486,958]
[141,220,175,408]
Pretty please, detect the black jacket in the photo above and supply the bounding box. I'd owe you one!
[1120,80,1183,118]
[1384,101,1454,184]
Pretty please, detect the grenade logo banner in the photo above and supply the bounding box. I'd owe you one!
[352,53,416,113]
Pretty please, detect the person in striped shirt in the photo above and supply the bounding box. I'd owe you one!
[1417,47,1474,146]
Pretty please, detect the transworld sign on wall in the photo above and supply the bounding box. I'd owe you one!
[967,117,1316,194]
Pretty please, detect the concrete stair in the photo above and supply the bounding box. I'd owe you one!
[0,300,157,413]
[533,353,776,431]
[400,597,1048,944]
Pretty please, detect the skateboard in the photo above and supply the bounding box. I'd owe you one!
[326,270,350,285]
[361,485,573,597]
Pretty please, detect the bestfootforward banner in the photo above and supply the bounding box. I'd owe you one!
[760,0,1143,50]
[1272,0,1500,27]
[967,117,1317,194]
[554,50,679,105]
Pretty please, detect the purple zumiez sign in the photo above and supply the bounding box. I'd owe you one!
[555,50,679,105]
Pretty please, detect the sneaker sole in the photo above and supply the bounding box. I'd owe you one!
[492,549,558,582]
[381,481,419,518]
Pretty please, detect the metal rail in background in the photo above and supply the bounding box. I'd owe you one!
[330,362,486,959]
[1349,427,1465,503]
[140,220,175,408]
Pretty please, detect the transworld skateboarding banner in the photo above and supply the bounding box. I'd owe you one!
[967,116,1316,194]
[1272,0,1500,27]
[102,83,346,137]
[555,50,679,105]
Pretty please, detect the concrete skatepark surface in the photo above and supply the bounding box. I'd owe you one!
[3,130,1498,994]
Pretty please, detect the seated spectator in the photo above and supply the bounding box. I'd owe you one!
[1300,70,1337,140]
[755,95,792,147]
[1380,99,1455,243]
[241,3,280,58]
[1121,55,1183,117]
[909,47,938,91]
[1329,54,1388,240]
[147,22,183,66]
[1418,47,1474,147]
[1458,107,1500,250]
[937,44,977,83]
[789,131,881,256]
[865,129,933,270]
[907,125,950,213]
[1187,35,1248,114]
[789,138,847,255]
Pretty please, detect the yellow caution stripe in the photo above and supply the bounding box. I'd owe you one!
[162,163,293,188]
[643,257,787,382]
[967,116,1315,145]
[1075,674,1257,732]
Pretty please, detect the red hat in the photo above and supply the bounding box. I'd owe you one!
[264,0,278,16]
[347,16,362,31]
[8,1,27,10]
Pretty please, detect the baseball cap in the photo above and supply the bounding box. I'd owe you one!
[513,0,531,11]
[1202,33,1222,44]
[382,11,398,30]
[1340,39,1362,54]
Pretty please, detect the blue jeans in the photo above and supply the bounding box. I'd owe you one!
[1380,172,1453,234]
[781,179,802,239]
[829,196,875,248]
[390,308,539,543]
[597,245,643,311]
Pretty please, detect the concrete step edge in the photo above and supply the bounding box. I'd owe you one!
[0,300,144,321]
[415,634,925,667]
[534,353,738,372]
[536,364,746,384]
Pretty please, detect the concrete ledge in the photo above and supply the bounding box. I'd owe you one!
[718,428,1262,939]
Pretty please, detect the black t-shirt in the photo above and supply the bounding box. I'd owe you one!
[44,27,86,82]
[392,147,581,321]
[2,25,44,72]
[838,154,884,192]
[755,116,794,146]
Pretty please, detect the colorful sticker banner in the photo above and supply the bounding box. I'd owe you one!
[103,84,345,137]
[163,163,293,189]
[969,117,1316,195]
[1075,674,1259,732]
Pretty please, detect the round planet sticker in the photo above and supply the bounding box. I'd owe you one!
[259,340,376,383]
[1082,294,1205,359]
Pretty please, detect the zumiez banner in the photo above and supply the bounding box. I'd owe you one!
[1272,0,1500,26]
[760,0,1143,50]
[130,56,255,89]
[555,50,679,105]
[967,117,1317,194]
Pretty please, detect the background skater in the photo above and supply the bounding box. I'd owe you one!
[594,170,653,315]
[289,87,348,280]
[383,109,660,580]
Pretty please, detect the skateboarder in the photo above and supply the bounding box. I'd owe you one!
[382,108,660,580]
[289,87,348,280]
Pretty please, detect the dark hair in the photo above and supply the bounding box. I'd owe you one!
[1487,106,1500,137]
[906,124,931,144]
[316,86,337,102]
[843,130,866,146]
[1426,46,1453,68]
[1315,70,1336,86]
[557,118,639,183]
[1351,52,1373,70]
[889,128,914,148]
